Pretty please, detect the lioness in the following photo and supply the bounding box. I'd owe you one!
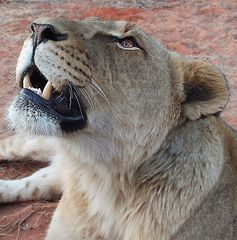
[0,17,236,240]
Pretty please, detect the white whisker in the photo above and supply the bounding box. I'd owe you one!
[67,82,73,110]
[55,91,64,100]
[73,91,84,121]
[79,87,94,109]
[87,79,127,127]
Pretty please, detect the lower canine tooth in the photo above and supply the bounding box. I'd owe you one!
[23,73,32,88]
[42,81,53,100]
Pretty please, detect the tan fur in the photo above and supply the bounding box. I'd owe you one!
[0,18,237,240]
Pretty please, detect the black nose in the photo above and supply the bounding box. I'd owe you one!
[31,23,57,47]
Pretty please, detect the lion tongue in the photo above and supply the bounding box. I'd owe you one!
[42,81,53,100]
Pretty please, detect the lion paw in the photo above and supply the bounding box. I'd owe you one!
[0,180,9,203]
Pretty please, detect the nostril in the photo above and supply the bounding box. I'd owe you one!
[41,26,57,41]
[31,23,67,47]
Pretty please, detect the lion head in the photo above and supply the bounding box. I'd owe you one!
[8,17,229,169]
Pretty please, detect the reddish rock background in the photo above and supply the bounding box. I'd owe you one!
[0,0,237,239]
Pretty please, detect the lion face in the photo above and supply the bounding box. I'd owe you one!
[8,18,229,168]
[8,18,175,136]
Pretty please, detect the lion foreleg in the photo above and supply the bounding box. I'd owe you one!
[0,164,62,203]
[0,134,56,162]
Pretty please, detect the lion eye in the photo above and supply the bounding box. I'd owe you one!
[113,36,139,50]
[120,39,135,48]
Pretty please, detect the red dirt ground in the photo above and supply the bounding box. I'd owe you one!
[0,0,237,239]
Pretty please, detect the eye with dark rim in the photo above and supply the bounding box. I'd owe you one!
[112,36,140,50]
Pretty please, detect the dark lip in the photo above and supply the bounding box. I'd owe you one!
[21,88,87,132]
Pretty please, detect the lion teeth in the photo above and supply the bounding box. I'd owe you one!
[29,87,42,95]
[42,81,53,100]
[23,73,32,88]
[22,73,54,99]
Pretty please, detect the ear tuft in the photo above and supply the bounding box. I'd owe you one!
[181,59,230,120]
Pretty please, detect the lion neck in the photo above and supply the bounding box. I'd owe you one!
[62,116,225,239]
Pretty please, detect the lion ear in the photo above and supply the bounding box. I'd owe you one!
[180,58,230,120]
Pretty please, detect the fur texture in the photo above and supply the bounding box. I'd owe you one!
[0,18,237,240]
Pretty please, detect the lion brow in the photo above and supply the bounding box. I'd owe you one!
[104,21,135,38]
[124,22,136,33]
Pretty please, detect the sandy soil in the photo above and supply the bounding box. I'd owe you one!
[0,0,237,239]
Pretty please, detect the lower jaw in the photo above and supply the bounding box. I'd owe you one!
[7,92,87,136]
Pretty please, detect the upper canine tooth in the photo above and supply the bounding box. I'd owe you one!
[23,73,32,88]
[42,81,53,100]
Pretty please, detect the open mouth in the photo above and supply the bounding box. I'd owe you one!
[19,66,87,132]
